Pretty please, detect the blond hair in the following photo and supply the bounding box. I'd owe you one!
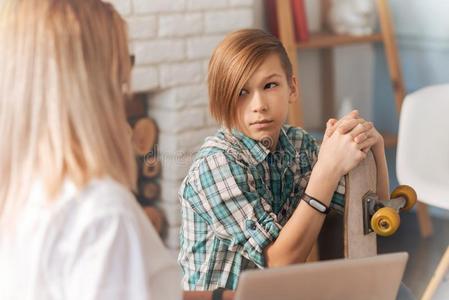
[0,0,136,226]
[208,29,293,129]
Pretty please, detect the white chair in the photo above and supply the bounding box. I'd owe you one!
[396,84,449,237]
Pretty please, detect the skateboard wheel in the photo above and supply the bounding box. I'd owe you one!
[371,207,400,237]
[391,185,417,212]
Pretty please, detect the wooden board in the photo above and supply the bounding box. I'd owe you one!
[319,151,377,260]
[344,151,377,258]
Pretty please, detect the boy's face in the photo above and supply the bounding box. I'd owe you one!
[235,53,297,151]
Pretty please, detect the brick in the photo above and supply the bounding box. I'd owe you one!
[127,16,157,39]
[205,110,219,127]
[160,180,184,204]
[159,61,203,88]
[133,0,186,13]
[161,158,192,181]
[148,107,205,134]
[229,0,255,7]
[164,226,181,249]
[187,35,223,59]
[134,39,185,65]
[149,84,208,110]
[159,13,203,37]
[131,66,158,92]
[205,9,254,33]
[203,59,210,79]
[177,126,216,151]
[158,202,182,227]
[186,0,228,10]
[158,125,218,156]
[106,0,132,15]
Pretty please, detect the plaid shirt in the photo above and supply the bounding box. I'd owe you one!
[178,125,345,291]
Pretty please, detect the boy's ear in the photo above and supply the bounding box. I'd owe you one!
[288,75,298,103]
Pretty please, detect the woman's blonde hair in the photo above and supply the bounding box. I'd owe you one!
[208,29,293,129]
[0,0,136,226]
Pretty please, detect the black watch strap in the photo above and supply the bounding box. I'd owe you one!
[303,193,330,214]
[212,287,226,300]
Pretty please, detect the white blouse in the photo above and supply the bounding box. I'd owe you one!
[0,177,182,300]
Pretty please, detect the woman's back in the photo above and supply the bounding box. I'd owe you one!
[0,177,181,300]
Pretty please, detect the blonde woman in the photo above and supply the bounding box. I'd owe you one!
[0,1,186,299]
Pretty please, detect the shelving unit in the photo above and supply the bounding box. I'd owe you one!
[275,0,405,148]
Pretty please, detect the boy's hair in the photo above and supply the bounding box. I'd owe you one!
[208,29,293,129]
[0,0,135,227]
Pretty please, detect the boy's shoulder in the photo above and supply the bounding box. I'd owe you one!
[193,129,245,166]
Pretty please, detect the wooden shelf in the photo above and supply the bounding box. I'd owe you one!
[296,32,383,50]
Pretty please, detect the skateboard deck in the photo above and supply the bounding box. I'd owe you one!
[317,151,416,261]
[318,151,377,260]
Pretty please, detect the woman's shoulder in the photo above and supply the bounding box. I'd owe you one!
[50,177,144,233]
[77,177,136,211]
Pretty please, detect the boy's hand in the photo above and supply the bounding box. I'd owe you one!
[325,110,369,138]
[325,110,384,154]
[357,125,384,154]
[318,127,367,177]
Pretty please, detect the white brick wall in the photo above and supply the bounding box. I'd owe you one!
[187,35,223,59]
[133,0,186,14]
[134,39,185,64]
[106,0,256,250]
[159,13,203,37]
[127,16,157,39]
[205,9,254,33]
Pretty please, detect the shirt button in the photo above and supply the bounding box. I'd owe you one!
[250,223,257,230]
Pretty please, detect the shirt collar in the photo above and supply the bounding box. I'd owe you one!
[227,125,297,166]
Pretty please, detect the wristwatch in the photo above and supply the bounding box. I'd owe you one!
[303,193,330,215]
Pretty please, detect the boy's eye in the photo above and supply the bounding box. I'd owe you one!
[239,89,249,97]
[265,82,278,89]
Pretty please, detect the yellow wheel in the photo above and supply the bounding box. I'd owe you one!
[371,207,400,237]
[391,185,417,212]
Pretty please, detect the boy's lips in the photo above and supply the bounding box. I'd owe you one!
[250,119,273,130]
[250,119,273,126]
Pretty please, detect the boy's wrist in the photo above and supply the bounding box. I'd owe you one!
[308,161,342,205]
[313,160,344,182]
[372,139,385,155]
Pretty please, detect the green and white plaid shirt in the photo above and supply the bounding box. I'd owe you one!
[178,125,345,291]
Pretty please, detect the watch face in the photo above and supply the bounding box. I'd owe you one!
[310,199,326,212]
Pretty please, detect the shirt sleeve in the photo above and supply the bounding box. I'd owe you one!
[182,152,282,268]
[63,212,181,300]
[303,132,346,214]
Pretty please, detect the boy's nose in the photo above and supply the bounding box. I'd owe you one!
[251,93,268,113]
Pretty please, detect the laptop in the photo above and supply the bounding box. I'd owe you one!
[235,252,408,300]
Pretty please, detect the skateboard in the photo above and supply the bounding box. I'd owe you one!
[318,151,417,260]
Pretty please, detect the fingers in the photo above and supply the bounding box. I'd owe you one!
[357,136,377,151]
[337,118,365,134]
[350,122,373,140]
[327,118,337,127]
[341,110,359,120]
[325,110,362,137]
[325,118,337,137]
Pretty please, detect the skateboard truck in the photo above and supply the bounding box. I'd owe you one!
[362,185,417,236]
